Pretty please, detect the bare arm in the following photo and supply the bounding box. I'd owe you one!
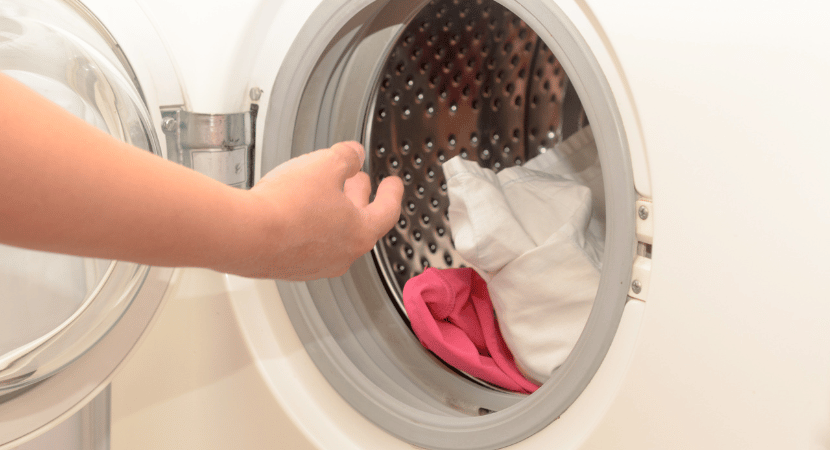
[0,73,403,280]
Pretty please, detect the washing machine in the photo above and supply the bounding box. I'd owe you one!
[2,0,830,449]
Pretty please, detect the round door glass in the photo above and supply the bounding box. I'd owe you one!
[0,0,159,392]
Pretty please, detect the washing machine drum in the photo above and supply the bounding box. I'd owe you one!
[265,0,637,449]
[370,1,591,293]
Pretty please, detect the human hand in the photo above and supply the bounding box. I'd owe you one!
[226,141,403,280]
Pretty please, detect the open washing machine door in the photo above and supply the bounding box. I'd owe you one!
[228,0,650,449]
[0,0,185,447]
[1,0,654,448]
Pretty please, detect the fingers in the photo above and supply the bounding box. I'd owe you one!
[363,176,404,239]
[258,141,365,187]
[326,141,366,188]
[344,172,371,208]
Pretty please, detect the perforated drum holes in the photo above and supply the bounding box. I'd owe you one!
[370,0,585,293]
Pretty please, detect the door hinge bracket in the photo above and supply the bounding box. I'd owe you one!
[160,106,256,189]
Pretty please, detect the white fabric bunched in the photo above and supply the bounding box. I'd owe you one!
[442,126,605,384]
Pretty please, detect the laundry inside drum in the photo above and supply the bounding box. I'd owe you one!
[368,0,604,390]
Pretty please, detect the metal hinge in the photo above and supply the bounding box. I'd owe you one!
[629,198,653,301]
[160,106,257,189]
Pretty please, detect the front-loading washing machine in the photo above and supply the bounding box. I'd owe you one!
[3,0,830,449]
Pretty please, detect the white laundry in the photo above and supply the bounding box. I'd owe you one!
[442,126,604,384]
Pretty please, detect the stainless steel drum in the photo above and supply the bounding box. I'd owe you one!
[369,0,588,297]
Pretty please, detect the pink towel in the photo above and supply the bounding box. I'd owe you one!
[403,268,539,394]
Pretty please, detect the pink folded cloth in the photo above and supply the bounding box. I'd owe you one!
[403,267,539,394]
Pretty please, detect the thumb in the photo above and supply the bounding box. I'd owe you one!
[325,141,366,188]
[363,176,404,239]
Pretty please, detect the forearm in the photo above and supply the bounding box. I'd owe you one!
[0,73,257,270]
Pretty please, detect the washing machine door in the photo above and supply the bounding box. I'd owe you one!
[0,0,179,446]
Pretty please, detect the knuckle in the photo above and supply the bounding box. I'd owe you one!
[330,144,359,168]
